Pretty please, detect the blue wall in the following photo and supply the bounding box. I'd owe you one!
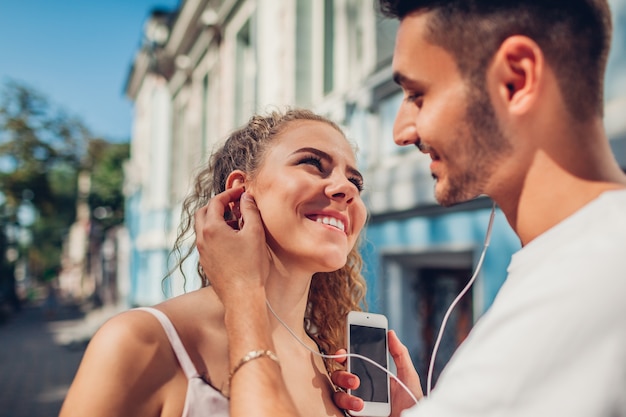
[361,206,520,315]
[125,190,170,306]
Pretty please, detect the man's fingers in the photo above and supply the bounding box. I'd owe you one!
[237,192,263,232]
[389,330,411,372]
[388,330,423,401]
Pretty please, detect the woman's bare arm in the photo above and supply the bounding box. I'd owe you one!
[59,311,174,417]
[195,187,301,417]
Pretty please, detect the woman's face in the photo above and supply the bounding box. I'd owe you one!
[247,120,367,274]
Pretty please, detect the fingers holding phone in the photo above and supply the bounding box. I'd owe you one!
[388,330,423,416]
[347,311,391,417]
[340,316,423,417]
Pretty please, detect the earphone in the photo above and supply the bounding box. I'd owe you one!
[266,201,497,405]
[426,201,496,395]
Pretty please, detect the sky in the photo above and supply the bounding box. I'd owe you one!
[0,0,180,143]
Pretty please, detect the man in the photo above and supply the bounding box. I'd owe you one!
[195,0,626,415]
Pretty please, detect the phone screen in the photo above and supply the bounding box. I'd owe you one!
[349,324,389,402]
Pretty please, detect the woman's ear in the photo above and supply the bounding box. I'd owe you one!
[225,170,247,190]
[224,170,247,229]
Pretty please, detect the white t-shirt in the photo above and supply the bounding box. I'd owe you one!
[405,189,626,417]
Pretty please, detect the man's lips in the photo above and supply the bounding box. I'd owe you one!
[417,141,438,159]
[423,146,441,179]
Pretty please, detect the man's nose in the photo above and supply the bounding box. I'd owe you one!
[393,103,419,146]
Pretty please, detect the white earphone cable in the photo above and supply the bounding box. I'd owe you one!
[426,202,496,395]
[266,299,420,406]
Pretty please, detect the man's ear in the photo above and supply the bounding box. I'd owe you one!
[489,35,543,115]
[225,170,247,190]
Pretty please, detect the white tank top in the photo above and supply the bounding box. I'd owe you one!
[135,307,229,417]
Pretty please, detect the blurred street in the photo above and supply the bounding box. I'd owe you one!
[0,301,123,417]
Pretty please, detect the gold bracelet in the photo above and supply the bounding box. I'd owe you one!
[229,350,280,383]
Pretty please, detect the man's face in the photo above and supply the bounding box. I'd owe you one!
[391,11,511,206]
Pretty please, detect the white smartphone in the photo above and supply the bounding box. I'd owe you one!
[346,311,391,417]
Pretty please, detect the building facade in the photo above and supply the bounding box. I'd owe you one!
[124,0,626,385]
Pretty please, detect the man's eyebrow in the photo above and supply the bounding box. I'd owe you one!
[393,72,425,91]
[392,71,407,86]
[292,147,364,181]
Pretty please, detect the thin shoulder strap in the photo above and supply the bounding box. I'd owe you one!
[135,307,199,379]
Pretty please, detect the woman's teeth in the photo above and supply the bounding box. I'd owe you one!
[316,216,345,232]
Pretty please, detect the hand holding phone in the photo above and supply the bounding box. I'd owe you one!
[347,311,391,417]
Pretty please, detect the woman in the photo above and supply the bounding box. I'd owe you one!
[59,108,368,417]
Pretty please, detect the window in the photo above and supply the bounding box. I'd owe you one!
[346,0,364,78]
[323,0,335,94]
[345,104,369,169]
[234,19,257,126]
[382,249,475,393]
[170,98,188,203]
[375,13,398,69]
[296,0,313,106]
[378,90,403,157]
[411,267,473,391]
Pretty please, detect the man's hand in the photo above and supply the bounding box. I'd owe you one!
[194,187,271,305]
[388,330,423,415]
[331,330,423,417]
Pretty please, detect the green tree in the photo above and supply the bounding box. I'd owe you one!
[0,80,88,284]
[87,139,129,230]
[0,80,123,286]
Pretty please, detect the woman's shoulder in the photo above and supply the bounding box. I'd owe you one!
[89,288,226,368]
[155,288,231,386]
[89,308,173,366]
[59,309,180,416]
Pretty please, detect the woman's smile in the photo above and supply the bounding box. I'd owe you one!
[305,212,348,234]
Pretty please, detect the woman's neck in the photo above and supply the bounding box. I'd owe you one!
[264,265,314,342]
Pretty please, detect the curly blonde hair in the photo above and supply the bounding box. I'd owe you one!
[170,108,367,371]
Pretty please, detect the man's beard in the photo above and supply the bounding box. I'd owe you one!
[435,88,512,207]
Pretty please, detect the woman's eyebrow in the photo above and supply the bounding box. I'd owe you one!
[291,147,331,160]
[291,147,363,181]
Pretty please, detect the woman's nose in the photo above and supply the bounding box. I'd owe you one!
[326,174,356,203]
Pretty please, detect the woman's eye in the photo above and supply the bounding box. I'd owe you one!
[298,156,323,170]
[350,177,364,193]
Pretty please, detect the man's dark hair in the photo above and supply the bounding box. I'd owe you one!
[378,0,613,120]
